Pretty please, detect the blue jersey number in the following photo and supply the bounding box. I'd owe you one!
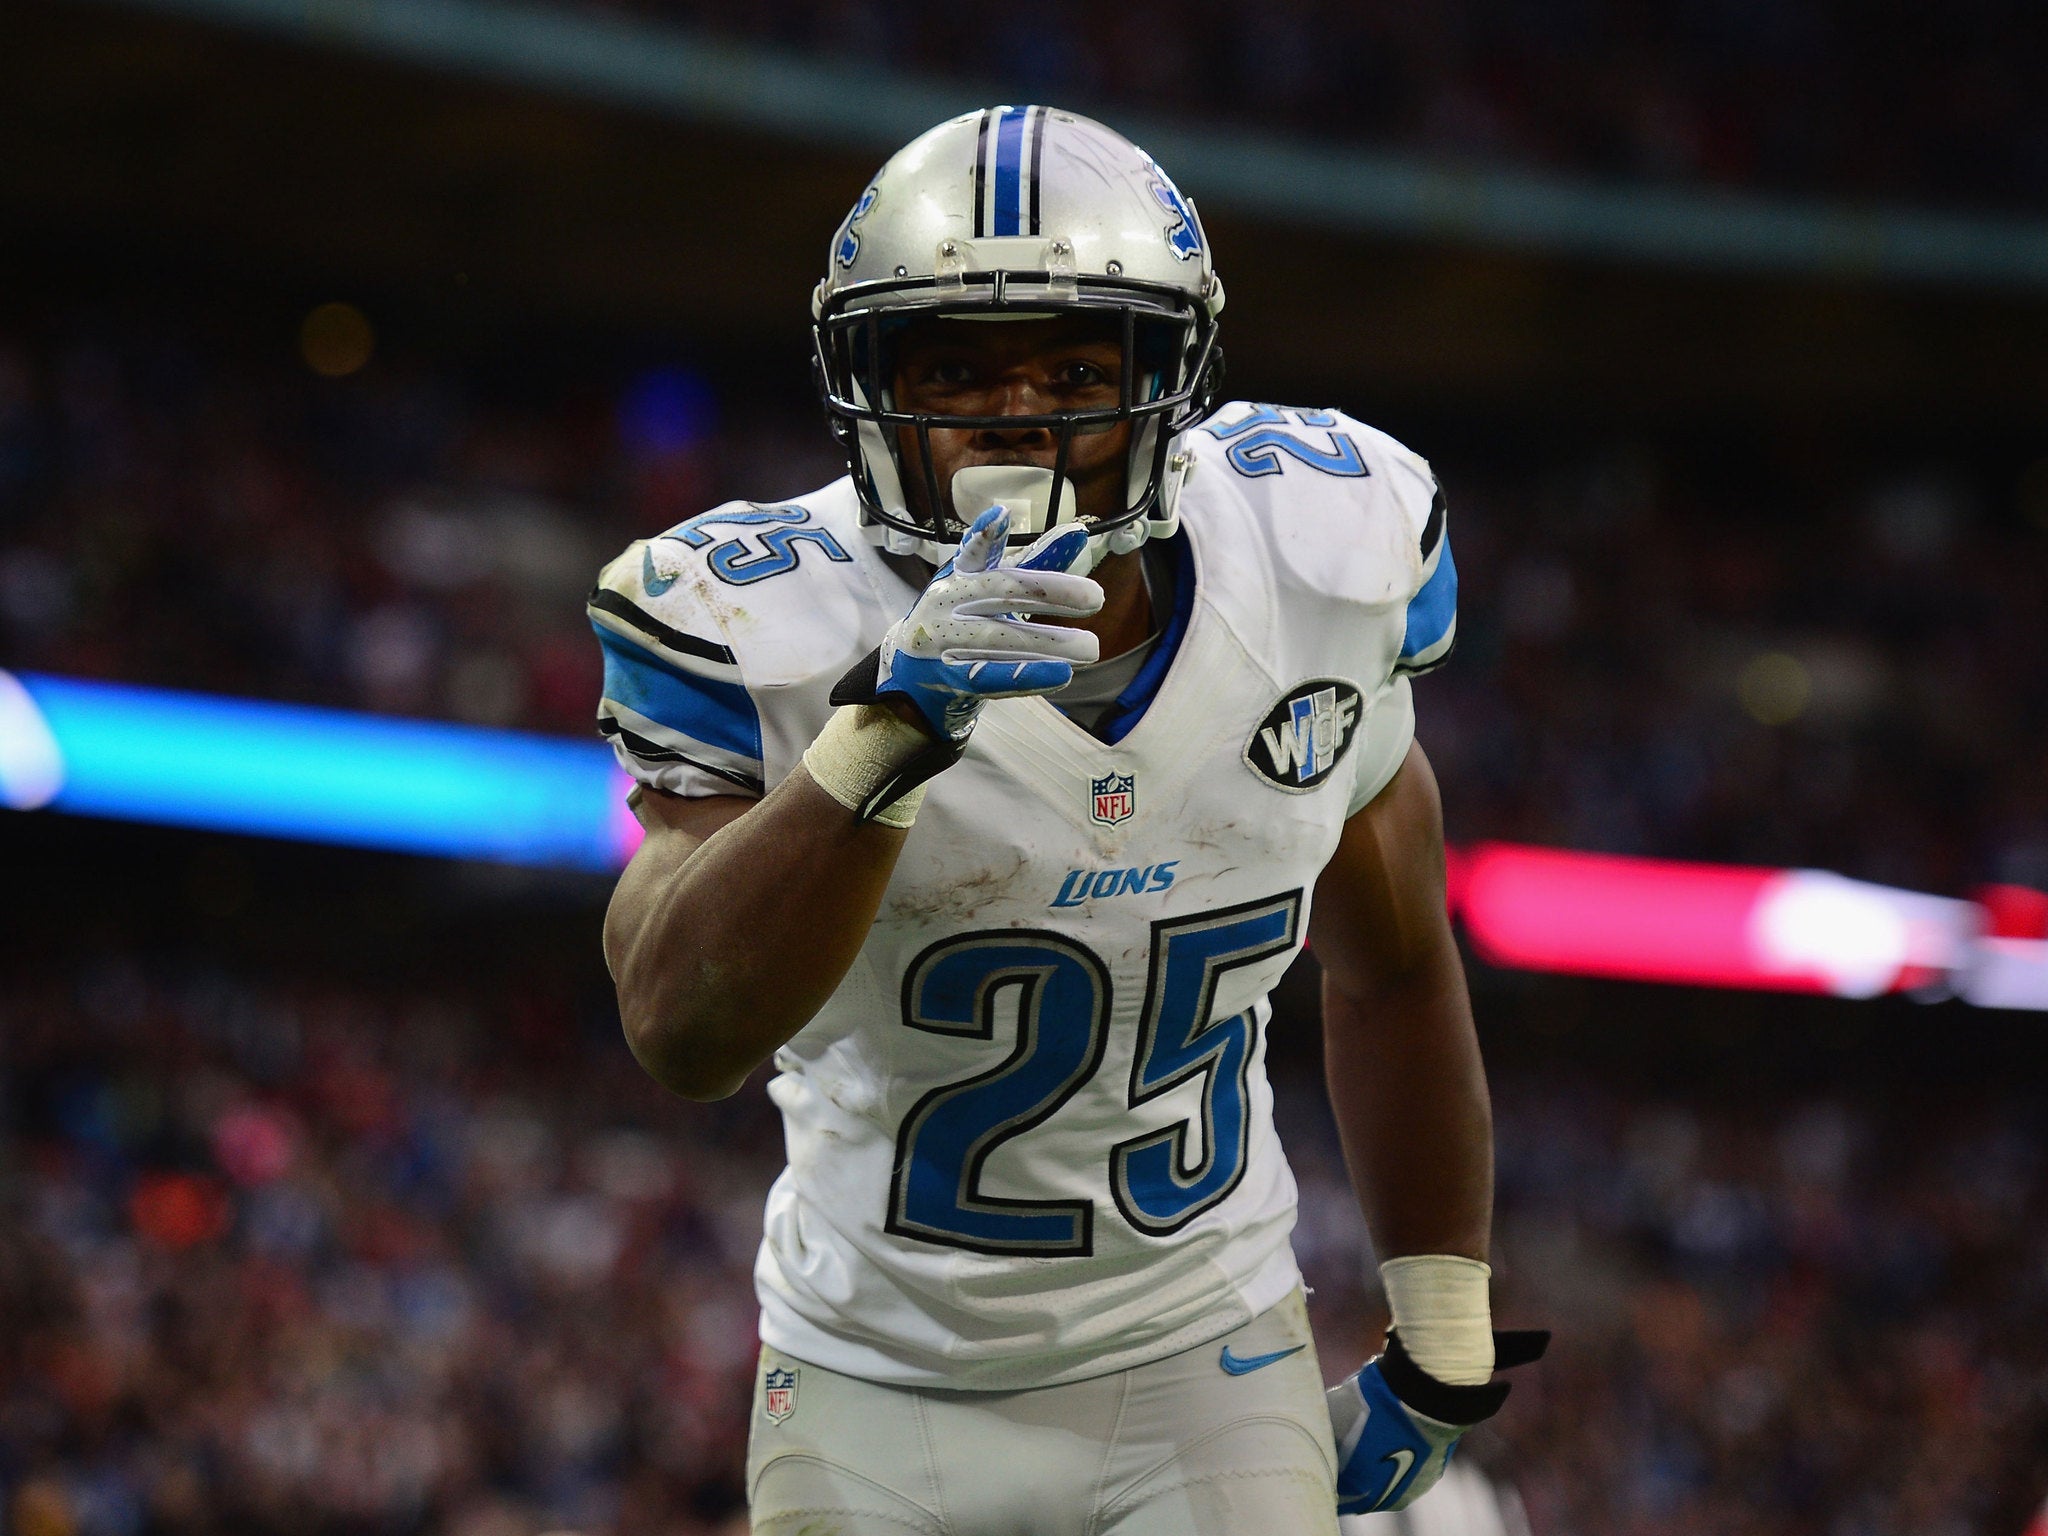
[668,505,851,586]
[888,933,1111,1255]
[1113,893,1302,1233]
[1205,405,1369,479]
[888,893,1303,1255]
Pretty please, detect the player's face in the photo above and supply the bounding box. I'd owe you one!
[890,314,1134,527]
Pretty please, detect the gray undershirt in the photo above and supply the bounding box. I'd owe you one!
[1053,538,1177,736]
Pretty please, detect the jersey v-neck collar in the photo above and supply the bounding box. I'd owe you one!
[1005,517,1208,761]
[1095,532,1196,744]
[866,511,1206,759]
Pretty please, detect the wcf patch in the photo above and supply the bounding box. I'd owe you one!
[1245,679,1363,792]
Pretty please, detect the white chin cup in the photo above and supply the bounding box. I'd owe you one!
[948,464,1151,577]
[949,464,1077,537]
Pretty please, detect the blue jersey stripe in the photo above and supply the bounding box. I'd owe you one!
[1400,540,1458,666]
[993,105,1027,236]
[592,623,761,762]
[1102,534,1196,746]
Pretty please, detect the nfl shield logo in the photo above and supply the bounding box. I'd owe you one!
[763,1366,798,1424]
[1091,772,1136,827]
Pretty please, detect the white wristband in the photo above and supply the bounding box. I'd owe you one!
[1380,1254,1494,1386]
[800,704,935,828]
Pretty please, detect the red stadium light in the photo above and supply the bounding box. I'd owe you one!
[9,669,2047,1010]
[1455,843,1975,1000]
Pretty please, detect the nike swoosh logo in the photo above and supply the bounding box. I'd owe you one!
[1378,1448,1415,1506]
[642,547,678,596]
[1218,1343,1307,1376]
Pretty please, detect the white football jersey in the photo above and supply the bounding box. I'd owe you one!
[590,403,1456,1389]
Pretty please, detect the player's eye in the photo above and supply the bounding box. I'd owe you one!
[925,358,978,387]
[1056,360,1113,389]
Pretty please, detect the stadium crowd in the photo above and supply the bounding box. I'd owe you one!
[584,0,2048,211]
[3,951,2045,1536]
[3,302,2044,898]
[7,7,2048,1535]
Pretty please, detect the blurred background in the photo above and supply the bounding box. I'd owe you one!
[3,2,2047,1533]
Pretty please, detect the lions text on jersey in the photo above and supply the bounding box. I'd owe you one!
[589,403,1456,1389]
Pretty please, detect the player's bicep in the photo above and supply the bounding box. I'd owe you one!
[627,781,753,849]
[605,786,753,982]
[1310,740,1457,1001]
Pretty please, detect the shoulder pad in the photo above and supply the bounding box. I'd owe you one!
[643,493,879,686]
[589,530,763,793]
[587,486,894,792]
[1190,403,1442,611]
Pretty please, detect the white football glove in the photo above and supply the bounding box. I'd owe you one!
[873,504,1103,742]
[817,504,1102,822]
[1329,1328,1548,1515]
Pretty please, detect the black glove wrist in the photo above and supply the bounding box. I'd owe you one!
[828,647,966,822]
[1377,1327,1552,1427]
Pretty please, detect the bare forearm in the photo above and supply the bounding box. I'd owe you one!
[1321,958,1493,1263]
[605,770,906,1099]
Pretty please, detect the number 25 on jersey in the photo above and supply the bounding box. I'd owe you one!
[886,892,1303,1255]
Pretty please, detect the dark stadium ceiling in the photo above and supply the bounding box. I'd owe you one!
[5,0,2048,416]
[64,0,2048,292]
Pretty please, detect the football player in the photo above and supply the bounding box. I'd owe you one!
[593,106,1541,1534]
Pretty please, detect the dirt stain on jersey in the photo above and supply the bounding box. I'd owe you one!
[1181,819,1246,855]
[819,1077,879,1131]
[685,570,757,642]
[881,851,1029,927]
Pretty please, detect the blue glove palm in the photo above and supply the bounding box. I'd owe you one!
[1329,1328,1548,1515]
[875,506,1103,743]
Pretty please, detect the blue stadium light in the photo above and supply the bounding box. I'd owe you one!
[621,365,717,455]
[7,670,2044,1009]
[2,671,633,871]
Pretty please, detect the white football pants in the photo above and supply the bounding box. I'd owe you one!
[746,1288,1339,1536]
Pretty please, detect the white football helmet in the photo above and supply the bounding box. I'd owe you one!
[813,106,1225,566]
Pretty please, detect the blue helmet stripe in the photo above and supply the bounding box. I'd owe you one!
[993,105,1028,236]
